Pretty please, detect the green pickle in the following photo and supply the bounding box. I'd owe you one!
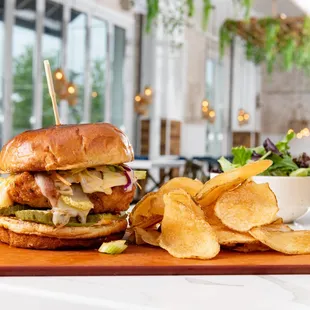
[15,209,126,227]
[0,205,30,216]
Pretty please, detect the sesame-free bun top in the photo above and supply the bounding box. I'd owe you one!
[0,123,134,173]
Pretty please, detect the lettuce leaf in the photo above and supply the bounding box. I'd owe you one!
[275,131,295,153]
[290,168,310,176]
[232,146,253,166]
[218,156,236,172]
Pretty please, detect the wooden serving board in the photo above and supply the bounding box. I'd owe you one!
[1,243,310,276]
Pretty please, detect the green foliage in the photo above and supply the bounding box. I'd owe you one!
[13,46,105,130]
[91,59,105,123]
[202,0,213,30]
[12,46,33,134]
[219,16,310,75]
[143,0,253,35]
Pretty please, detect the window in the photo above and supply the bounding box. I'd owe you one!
[205,58,225,157]
[90,17,107,123]
[111,26,126,129]
[42,1,63,127]
[12,0,36,136]
[67,9,86,124]
[0,1,134,145]
[0,0,4,138]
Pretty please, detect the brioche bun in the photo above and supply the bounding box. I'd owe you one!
[0,123,134,173]
[0,217,127,250]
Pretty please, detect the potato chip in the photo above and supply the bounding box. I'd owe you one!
[214,181,278,232]
[134,227,160,247]
[195,160,272,207]
[159,189,220,259]
[129,192,163,227]
[213,225,257,246]
[227,242,270,253]
[158,177,203,197]
[250,225,310,254]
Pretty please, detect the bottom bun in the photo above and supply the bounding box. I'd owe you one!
[0,216,128,250]
[0,226,125,250]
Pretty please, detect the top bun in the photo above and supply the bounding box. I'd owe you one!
[0,123,134,173]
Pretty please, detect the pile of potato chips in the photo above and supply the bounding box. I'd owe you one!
[129,160,310,259]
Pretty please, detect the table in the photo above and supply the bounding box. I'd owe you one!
[127,159,186,198]
[1,275,310,310]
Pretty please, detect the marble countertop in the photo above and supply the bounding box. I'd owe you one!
[1,275,310,310]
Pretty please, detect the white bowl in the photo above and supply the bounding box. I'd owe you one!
[210,173,310,223]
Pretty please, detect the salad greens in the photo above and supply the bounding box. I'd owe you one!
[218,132,310,177]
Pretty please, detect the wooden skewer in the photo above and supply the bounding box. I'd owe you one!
[44,60,61,126]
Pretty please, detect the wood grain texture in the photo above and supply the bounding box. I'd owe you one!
[0,243,309,276]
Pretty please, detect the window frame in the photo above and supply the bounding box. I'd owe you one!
[1,0,135,144]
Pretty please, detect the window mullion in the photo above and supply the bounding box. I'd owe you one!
[83,12,91,123]
[33,0,45,129]
[2,0,15,144]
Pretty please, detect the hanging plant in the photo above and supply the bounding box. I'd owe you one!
[137,0,253,36]
[220,15,310,74]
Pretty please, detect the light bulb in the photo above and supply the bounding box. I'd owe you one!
[68,85,75,94]
[209,110,215,118]
[135,95,142,102]
[202,100,209,108]
[244,113,250,120]
[144,87,152,96]
[238,115,244,122]
[297,132,303,139]
[92,91,98,98]
[202,106,208,113]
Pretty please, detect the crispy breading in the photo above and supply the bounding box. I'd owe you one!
[7,172,50,208]
[7,172,135,213]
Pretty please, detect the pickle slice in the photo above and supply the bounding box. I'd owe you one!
[0,205,30,216]
[15,210,126,227]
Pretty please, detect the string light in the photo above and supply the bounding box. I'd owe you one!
[92,91,98,98]
[135,95,142,102]
[144,86,152,97]
[238,109,250,126]
[287,129,294,134]
[201,100,209,108]
[297,132,303,139]
[209,110,216,118]
[67,84,76,94]
[54,68,64,80]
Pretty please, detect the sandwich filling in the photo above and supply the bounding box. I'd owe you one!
[0,165,145,227]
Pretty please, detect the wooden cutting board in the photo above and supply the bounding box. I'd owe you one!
[0,243,310,276]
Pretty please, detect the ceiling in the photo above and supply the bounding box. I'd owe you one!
[252,0,305,17]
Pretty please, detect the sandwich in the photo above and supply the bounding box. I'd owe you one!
[0,123,145,250]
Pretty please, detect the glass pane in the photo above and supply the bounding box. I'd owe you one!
[12,0,36,136]
[67,9,86,124]
[90,17,107,123]
[42,1,63,128]
[205,58,224,157]
[111,26,125,128]
[0,0,4,141]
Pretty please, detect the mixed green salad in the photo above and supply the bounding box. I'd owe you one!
[218,132,310,176]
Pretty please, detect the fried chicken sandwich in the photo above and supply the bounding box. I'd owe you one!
[0,123,145,249]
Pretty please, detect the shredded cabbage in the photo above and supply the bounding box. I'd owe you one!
[134,171,147,180]
[79,170,127,194]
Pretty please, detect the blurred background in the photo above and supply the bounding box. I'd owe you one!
[0,0,310,190]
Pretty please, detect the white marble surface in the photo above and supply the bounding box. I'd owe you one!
[1,275,310,310]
